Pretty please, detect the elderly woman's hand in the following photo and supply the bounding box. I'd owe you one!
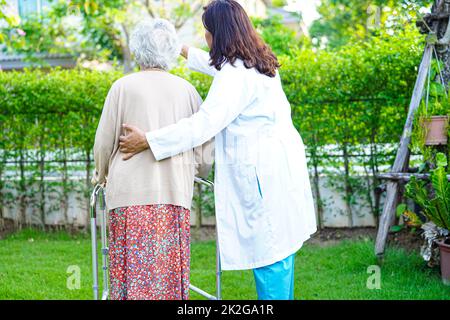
[91,170,99,186]
[181,45,189,59]
[119,124,149,160]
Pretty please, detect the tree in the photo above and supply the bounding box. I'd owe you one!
[252,15,304,56]
[310,0,433,48]
[2,0,207,71]
[0,0,20,43]
[418,0,450,86]
[57,0,208,71]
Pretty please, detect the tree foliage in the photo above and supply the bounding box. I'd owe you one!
[310,0,432,48]
[252,15,304,57]
[1,0,207,70]
[0,0,21,43]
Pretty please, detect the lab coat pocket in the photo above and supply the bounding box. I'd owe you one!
[231,164,263,210]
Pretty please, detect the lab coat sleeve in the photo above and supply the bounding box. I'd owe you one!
[187,47,217,77]
[190,90,215,178]
[93,85,118,185]
[146,67,254,161]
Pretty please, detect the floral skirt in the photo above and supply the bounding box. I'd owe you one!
[108,204,190,300]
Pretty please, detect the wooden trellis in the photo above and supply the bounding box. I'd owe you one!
[375,0,450,259]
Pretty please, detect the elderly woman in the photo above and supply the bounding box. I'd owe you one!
[93,19,213,300]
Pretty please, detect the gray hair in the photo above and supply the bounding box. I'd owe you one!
[129,18,180,71]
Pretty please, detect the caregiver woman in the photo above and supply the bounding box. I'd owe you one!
[120,0,317,300]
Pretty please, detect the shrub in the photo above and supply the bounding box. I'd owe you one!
[0,26,424,226]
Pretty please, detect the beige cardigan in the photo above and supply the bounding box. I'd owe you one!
[93,71,214,211]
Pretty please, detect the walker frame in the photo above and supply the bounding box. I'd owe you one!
[90,177,222,300]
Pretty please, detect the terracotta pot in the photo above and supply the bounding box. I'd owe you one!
[424,116,448,146]
[437,240,450,286]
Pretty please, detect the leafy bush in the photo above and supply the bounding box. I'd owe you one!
[0,26,424,227]
[1,67,121,150]
[405,153,450,231]
[0,68,121,227]
[279,24,422,224]
[252,15,301,57]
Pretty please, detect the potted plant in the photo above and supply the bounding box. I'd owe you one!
[403,153,450,285]
[421,96,448,146]
[412,107,448,163]
[412,60,449,149]
[423,115,448,146]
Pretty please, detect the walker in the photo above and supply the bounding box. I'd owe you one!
[89,177,222,300]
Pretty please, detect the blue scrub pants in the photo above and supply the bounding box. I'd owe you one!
[252,253,296,300]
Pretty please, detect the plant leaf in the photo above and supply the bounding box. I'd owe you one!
[436,152,447,168]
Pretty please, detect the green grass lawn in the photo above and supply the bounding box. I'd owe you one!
[0,229,449,300]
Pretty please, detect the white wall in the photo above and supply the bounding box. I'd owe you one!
[318,176,379,228]
[2,174,380,228]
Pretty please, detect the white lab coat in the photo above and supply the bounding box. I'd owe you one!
[146,47,317,270]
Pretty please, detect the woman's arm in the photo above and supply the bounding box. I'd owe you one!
[186,47,217,77]
[93,86,118,185]
[146,67,253,161]
[119,66,254,161]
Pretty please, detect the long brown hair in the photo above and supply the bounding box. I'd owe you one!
[202,0,280,78]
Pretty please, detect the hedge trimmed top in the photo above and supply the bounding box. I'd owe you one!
[0,25,422,153]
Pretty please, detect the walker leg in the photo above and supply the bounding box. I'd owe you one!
[90,212,99,300]
[90,185,102,300]
[190,178,221,300]
[91,218,99,300]
[99,188,109,300]
[216,234,222,300]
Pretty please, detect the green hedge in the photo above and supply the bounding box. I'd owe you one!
[0,27,424,227]
[0,28,421,152]
[0,68,122,227]
[0,68,122,152]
